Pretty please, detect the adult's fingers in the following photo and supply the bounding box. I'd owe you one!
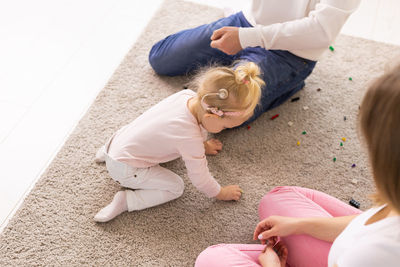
[281,245,288,259]
[210,39,222,50]
[258,229,276,241]
[275,242,288,260]
[210,27,225,40]
[279,244,288,258]
[275,242,284,253]
[253,220,270,240]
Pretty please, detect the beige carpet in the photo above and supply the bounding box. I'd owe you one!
[1,0,399,265]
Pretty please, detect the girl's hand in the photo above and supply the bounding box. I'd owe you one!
[204,138,223,155]
[253,216,299,244]
[216,185,242,201]
[258,242,288,267]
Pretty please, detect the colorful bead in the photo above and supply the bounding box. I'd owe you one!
[271,114,279,120]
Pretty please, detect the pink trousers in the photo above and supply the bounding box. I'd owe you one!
[195,186,361,267]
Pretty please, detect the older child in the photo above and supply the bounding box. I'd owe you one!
[196,64,400,267]
[94,62,264,222]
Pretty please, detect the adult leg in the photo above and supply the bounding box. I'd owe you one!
[195,244,265,267]
[149,12,252,76]
[236,49,316,124]
[258,186,361,267]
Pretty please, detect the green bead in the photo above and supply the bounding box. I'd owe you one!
[333,157,337,162]
[349,77,353,81]
[302,131,307,135]
[340,142,343,146]
[329,46,334,51]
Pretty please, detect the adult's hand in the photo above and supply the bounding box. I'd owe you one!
[253,216,299,243]
[255,215,358,243]
[210,26,242,55]
[258,242,288,267]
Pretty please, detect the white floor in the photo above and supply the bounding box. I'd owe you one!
[0,0,399,233]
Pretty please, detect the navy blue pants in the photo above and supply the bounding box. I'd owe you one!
[149,12,316,124]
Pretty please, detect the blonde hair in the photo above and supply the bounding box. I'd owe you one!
[191,62,264,117]
[359,63,400,213]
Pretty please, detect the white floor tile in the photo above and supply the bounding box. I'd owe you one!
[0,0,163,232]
[0,102,27,144]
[0,0,116,106]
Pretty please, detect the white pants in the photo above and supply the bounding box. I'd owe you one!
[100,141,185,211]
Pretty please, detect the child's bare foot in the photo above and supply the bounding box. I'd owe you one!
[94,191,128,222]
[204,139,223,155]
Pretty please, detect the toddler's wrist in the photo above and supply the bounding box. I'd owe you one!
[215,188,225,200]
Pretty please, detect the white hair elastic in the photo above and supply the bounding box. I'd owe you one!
[200,88,243,117]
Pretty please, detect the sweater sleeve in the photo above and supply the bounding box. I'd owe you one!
[178,140,221,198]
[239,0,360,51]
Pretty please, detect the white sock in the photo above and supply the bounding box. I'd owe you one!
[95,145,106,163]
[94,191,128,222]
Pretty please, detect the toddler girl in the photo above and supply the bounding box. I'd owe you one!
[94,62,265,222]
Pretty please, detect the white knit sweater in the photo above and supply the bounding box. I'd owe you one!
[239,0,361,60]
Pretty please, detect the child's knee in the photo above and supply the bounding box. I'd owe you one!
[169,176,184,197]
[175,177,185,196]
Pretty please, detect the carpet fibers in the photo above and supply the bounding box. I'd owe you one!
[1,0,399,266]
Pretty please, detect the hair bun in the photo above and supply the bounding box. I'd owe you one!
[235,62,261,84]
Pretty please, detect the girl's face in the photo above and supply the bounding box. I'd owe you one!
[201,113,249,133]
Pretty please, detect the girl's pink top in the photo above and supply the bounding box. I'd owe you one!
[108,89,221,198]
